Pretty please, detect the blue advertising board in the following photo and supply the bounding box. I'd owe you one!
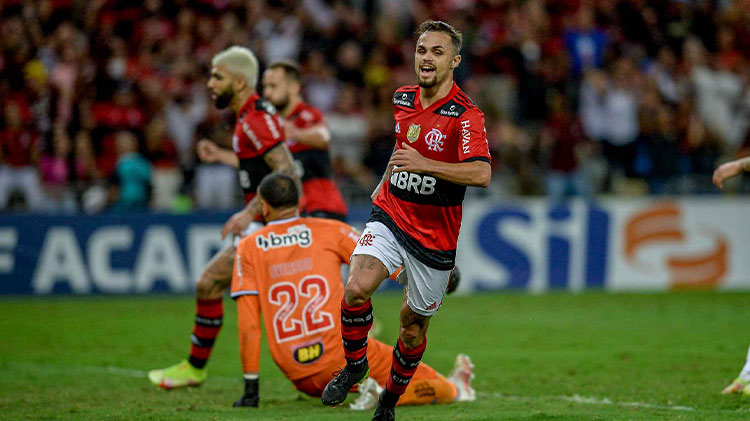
[4,198,750,295]
[0,212,231,295]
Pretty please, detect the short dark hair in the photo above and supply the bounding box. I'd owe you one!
[258,173,299,209]
[415,20,462,54]
[267,59,301,83]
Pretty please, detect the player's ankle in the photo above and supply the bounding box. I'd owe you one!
[346,356,368,371]
[380,390,400,408]
[187,358,206,370]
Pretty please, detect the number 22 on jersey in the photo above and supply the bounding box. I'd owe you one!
[268,275,335,343]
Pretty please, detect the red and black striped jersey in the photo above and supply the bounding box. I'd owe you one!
[372,82,491,270]
[285,101,347,218]
[233,94,285,204]
[286,101,325,155]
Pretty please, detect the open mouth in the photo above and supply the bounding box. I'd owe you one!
[419,65,435,78]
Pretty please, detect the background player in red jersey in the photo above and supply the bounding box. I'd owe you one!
[148,46,298,392]
[322,21,491,420]
[261,60,348,221]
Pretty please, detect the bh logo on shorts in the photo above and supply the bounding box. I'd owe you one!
[425,128,446,152]
[359,233,376,247]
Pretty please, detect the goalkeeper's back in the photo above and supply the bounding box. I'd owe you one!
[232,216,360,381]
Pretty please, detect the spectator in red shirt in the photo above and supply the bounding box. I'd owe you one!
[0,100,46,211]
[90,84,146,133]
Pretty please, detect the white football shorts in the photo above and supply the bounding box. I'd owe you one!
[351,221,452,317]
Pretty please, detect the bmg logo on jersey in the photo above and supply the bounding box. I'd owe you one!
[256,226,312,251]
[425,128,446,152]
[390,168,437,195]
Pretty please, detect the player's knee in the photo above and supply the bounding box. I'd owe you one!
[399,324,424,348]
[195,275,213,298]
[344,279,370,306]
[196,272,227,299]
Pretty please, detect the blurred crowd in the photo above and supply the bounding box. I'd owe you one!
[2,0,750,213]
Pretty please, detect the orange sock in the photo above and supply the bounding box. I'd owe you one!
[397,374,456,406]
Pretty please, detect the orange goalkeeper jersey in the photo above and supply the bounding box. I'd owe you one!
[231,216,360,381]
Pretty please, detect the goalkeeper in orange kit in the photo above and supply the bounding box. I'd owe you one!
[230,173,475,409]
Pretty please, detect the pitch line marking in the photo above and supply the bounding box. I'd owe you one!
[4,362,735,413]
[478,391,695,412]
[5,361,239,381]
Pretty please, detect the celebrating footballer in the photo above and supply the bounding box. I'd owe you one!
[321,20,491,421]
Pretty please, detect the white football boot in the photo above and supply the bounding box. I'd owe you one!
[448,353,476,402]
[349,377,384,410]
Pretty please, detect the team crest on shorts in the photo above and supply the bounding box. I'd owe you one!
[407,123,421,143]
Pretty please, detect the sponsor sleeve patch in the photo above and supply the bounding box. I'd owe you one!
[433,100,466,118]
[392,91,416,109]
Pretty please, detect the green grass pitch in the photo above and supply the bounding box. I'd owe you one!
[3,291,750,420]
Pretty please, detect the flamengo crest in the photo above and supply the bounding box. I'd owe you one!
[407,123,421,143]
[425,128,446,152]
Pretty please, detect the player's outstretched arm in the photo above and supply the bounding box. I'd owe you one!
[197,139,240,168]
[713,157,750,190]
[284,121,330,150]
[391,142,491,187]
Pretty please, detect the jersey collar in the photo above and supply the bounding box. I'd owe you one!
[287,100,306,119]
[415,81,459,112]
[267,216,301,226]
[238,93,260,118]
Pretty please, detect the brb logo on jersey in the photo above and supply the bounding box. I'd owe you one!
[425,128,446,152]
[256,226,312,251]
[390,167,437,195]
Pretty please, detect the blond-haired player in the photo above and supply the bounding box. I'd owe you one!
[148,46,298,390]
